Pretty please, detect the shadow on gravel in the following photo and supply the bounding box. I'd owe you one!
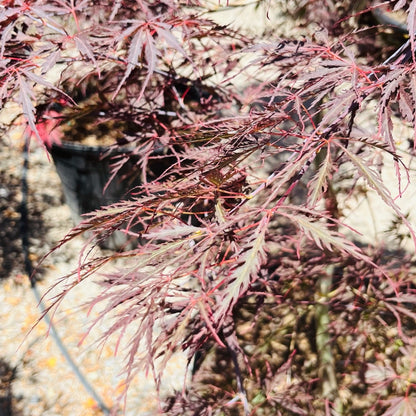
[0,141,53,281]
[0,160,26,280]
[0,167,44,280]
[0,358,22,416]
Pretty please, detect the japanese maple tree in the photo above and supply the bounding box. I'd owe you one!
[3,0,416,415]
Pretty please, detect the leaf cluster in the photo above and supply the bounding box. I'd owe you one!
[1,0,245,147]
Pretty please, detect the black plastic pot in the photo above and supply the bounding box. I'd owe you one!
[49,141,140,250]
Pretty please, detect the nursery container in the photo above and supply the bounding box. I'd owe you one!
[49,140,139,250]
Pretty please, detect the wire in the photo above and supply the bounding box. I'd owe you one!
[19,134,113,416]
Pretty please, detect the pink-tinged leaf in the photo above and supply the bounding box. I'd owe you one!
[135,29,158,103]
[379,104,405,197]
[154,25,188,59]
[365,363,396,387]
[21,69,69,100]
[288,213,367,260]
[307,151,332,208]
[381,396,416,416]
[380,105,395,152]
[214,215,268,321]
[379,70,404,103]
[114,22,143,42]
[301,62,347,82]
[388,294,416,304]
[143,224,202,240]
[17,75,41,143]
[318,91,356,130]
[262,149,316,207]
[73,33,99,74]
[300,67,341,96]
[378,70,406,149]
[394,0,407,11]
[156,307,197,376]
[40,49,61,74]
[109,0,122,21]
[397,86,414,123]
[144,28,157,73]
[24,7,67,36]
[278,399,308,416]
[198,301,226,348]
[15,72,66,148]
[0,22,14,59]
[386,303,416,321]
[35,110,63,148]
[113,27,144,100]
[407,0,416,62]
[337,142,416,249]
[377,98,407,196]
[0,6,19,24]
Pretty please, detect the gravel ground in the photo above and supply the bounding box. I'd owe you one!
[0,130,187,416]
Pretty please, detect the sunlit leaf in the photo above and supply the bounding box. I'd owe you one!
[214,215,268,321]
[381,397,416,416]
[307,151,331,207]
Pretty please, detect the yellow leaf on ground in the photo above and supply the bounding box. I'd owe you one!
[46,356,57,368]
[83,397,97,409]
[82,397,110,416]
[38,356,57,369]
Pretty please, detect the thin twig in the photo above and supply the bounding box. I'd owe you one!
[223,317,251,416]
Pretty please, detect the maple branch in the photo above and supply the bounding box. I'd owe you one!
[315,264,342,413]
[222,317,251,415]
